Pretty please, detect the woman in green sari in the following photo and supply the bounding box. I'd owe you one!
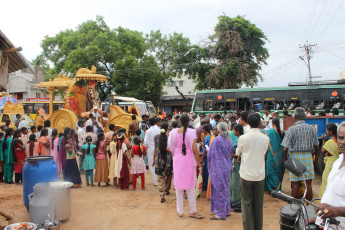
[229,123,243,212]
[1,128,14,184]
[319,123,339,198]
[265,118,285,192]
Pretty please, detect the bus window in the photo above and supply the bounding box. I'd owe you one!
[224,102,235,110]
[263,101,275,110]
[253,101,263,110]
[194,98,203,111]
[214,102,225,110]
[204,100,214,111]
[53,104,64,112]
[1,114,10,122]
[287,100,301,110]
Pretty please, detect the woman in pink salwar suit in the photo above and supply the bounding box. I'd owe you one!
[168,114,203,219]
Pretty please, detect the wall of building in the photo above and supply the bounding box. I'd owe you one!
[7,68,47,100]
[163,75,195,97]
[161,75,196,113]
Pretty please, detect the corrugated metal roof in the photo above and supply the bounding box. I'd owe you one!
[0,30,29,73]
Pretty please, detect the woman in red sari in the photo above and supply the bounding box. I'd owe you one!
[13,129,26,184]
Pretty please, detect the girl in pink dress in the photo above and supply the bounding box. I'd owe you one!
[167,114,203,219]
[50,129,61,177]
[94,132,110,186]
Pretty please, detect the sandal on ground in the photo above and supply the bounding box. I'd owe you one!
[210,215,225,220]
[160,197,166,203]
[189,213,204,219]
[177,213,183,218]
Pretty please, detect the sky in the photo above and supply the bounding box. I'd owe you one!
[1,0,345,88]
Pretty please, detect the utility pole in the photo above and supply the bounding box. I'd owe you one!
[299,42,316,85]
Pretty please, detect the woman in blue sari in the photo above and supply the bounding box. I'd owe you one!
[201,124,212,192]
[264,118,285,192]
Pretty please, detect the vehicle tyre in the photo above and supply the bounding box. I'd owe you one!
[314,149,325,175]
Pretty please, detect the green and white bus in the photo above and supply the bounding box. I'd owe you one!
[191,80,345,114]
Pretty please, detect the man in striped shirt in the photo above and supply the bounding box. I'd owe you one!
[282,107,319,201]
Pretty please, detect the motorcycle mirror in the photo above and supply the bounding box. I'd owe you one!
[285,158,306,177]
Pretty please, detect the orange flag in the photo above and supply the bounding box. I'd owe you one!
[161,108,165,119]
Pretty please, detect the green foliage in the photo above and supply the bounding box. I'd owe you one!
[145,30,195,81]
[36,14,269,105]
[39,16,150,101]
[191,15,269,89]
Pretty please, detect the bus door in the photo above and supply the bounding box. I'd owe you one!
[236,92,251,111]
[236,98,250,111]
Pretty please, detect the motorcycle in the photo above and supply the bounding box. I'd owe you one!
[272,157,340,230]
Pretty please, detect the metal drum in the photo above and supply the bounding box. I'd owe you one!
[34,182,73,221]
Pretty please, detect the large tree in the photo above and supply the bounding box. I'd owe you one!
[38,16,164,103]
[192,15,269,90]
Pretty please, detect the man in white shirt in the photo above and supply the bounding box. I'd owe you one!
[314,122,345,229]
[144,118,161,186]
[18,118,30,129]
[77,120,86,174]
[236,112,269,230]
[239,111,250,134]
[85,113,94,128]
[91,117,103,134]
[263,108,272,122]
[91,106,101,121]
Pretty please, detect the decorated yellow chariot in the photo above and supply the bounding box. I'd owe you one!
[36,66,142,133]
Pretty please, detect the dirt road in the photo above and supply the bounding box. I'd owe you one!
[0,171,321,230]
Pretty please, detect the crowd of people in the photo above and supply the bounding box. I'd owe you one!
[1,106,345,229]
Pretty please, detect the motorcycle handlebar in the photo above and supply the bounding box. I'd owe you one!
[271,191,298,203]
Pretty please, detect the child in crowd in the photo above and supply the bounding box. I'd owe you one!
[70,129,79,148]
[63,135,82,188]
[36,125,43,140]
[81,136,96,186]
[37,128,50,156]
[12,129,25,184]
[50,129,61,177]
[26,134,38,158]
[131,136,146,190]
[201,124,212,192]
[131,129,142,144]
[21,127,29,146]
[94,132,110,187]
[29,126,36,135]
[109,133,118,188]
[115,133,129,190]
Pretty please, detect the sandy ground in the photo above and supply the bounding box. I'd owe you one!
[0,170,321,230]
